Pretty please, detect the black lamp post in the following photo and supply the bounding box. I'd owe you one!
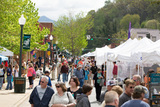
[18,15,26,77]
[14,15,26,93]
[49,35,53,65]
[43,35,48,73]
[55,41,58,64]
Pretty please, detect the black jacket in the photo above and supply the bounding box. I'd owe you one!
[29,86,54,107]
[93,72,104,87]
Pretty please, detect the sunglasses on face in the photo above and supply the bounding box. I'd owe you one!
[40,81,45,83]
[129,86,134,89]
[56,86,60,88]
[133,80,138,82]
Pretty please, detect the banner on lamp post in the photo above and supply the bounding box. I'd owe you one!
[47,42,51,51]
[23,34,31,49]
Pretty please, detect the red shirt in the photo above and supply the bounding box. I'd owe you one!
[113,64,118,75]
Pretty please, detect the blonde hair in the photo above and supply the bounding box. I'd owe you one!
[111,85,123,96]
[28,63,33,68]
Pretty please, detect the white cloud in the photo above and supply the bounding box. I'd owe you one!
[31,0,106,21]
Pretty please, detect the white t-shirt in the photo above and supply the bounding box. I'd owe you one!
[49,92,75,107]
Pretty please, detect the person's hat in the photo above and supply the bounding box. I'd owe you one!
[134,85,146,94]
[44,71,50,74]
[107,80,116,86]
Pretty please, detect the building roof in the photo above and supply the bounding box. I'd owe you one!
[38,16,56,24]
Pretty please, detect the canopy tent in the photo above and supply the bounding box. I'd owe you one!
[81,51,95,57]
[0,55,8,61]
[107,38,139,62]
[95,45,111,65]
[0,55,8,64]
[132,38,160,64]
[0,47,14,56]
[117,37,153,62]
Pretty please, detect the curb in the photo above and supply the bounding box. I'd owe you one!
[13,91,31,107]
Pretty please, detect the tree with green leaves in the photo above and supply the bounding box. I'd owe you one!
[145,19,159,29]
[120,14,140,30]
[53,12,93,55]
[0,0,50,54]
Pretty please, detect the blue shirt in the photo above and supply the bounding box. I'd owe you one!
[7,68,12,76]
[84,70,89,80]
[74,68,84,79]
[121,100,150,107]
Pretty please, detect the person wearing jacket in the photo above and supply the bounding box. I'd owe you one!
[76,84,93,107]
[93,68,104,102]
[6,64,13,90]
[29,76,54,107]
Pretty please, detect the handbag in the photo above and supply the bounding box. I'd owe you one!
[30,70,36,80]
[100,78,105,86]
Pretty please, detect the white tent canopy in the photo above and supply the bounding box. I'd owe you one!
[107,38,138,62]
[0,55,8,61]
[81,51,95,57]
[0,47,14,56]
[95,45,111,65]
[132,38,160,64]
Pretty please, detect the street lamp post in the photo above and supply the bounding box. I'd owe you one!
[14,14,26,93]
[55,41,58,64]
[19,15,26,77]
[43,35,48,73]
[50,35,53,65]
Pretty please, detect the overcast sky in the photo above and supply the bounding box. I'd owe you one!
[31,0,106,21]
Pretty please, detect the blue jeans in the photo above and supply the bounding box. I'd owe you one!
[62,73,67,83]
[79,78,84,87]
[0,77,4,89]
[6,76,12,89]
[57,74,61,82]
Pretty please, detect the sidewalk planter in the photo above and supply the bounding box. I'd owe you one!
[14,77,26,93]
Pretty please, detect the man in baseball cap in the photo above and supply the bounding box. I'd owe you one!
[99,80,116,103]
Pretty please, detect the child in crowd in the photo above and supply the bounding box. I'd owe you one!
[84,66,90,84]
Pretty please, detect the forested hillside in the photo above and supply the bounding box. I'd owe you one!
[84,0,160,53]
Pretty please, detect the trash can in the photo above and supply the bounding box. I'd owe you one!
[14,77,26,93]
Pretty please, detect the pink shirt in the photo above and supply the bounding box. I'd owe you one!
[27,67,34,77]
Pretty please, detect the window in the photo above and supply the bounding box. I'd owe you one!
[138,36,143,40]
[152,36,156,42]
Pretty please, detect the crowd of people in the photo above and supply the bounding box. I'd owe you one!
[0,56,152,107]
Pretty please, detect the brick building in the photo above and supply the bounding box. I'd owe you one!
[24,16,55,63]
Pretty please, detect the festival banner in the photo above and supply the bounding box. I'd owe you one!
[23,34,31,49]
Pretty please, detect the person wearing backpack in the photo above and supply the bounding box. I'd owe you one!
[0,64,4,90]
[27,63,35,89]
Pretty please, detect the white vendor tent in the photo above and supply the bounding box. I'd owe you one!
[95,45,111,65]
[132,38,160,64]
[0,47,14,56]
[0,55,8,61]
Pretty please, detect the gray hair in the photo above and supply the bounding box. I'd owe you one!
[105,91,119,104]
[133,75,141,82]
[41,76,49,83]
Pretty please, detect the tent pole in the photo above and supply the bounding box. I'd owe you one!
[138,62,140,75]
